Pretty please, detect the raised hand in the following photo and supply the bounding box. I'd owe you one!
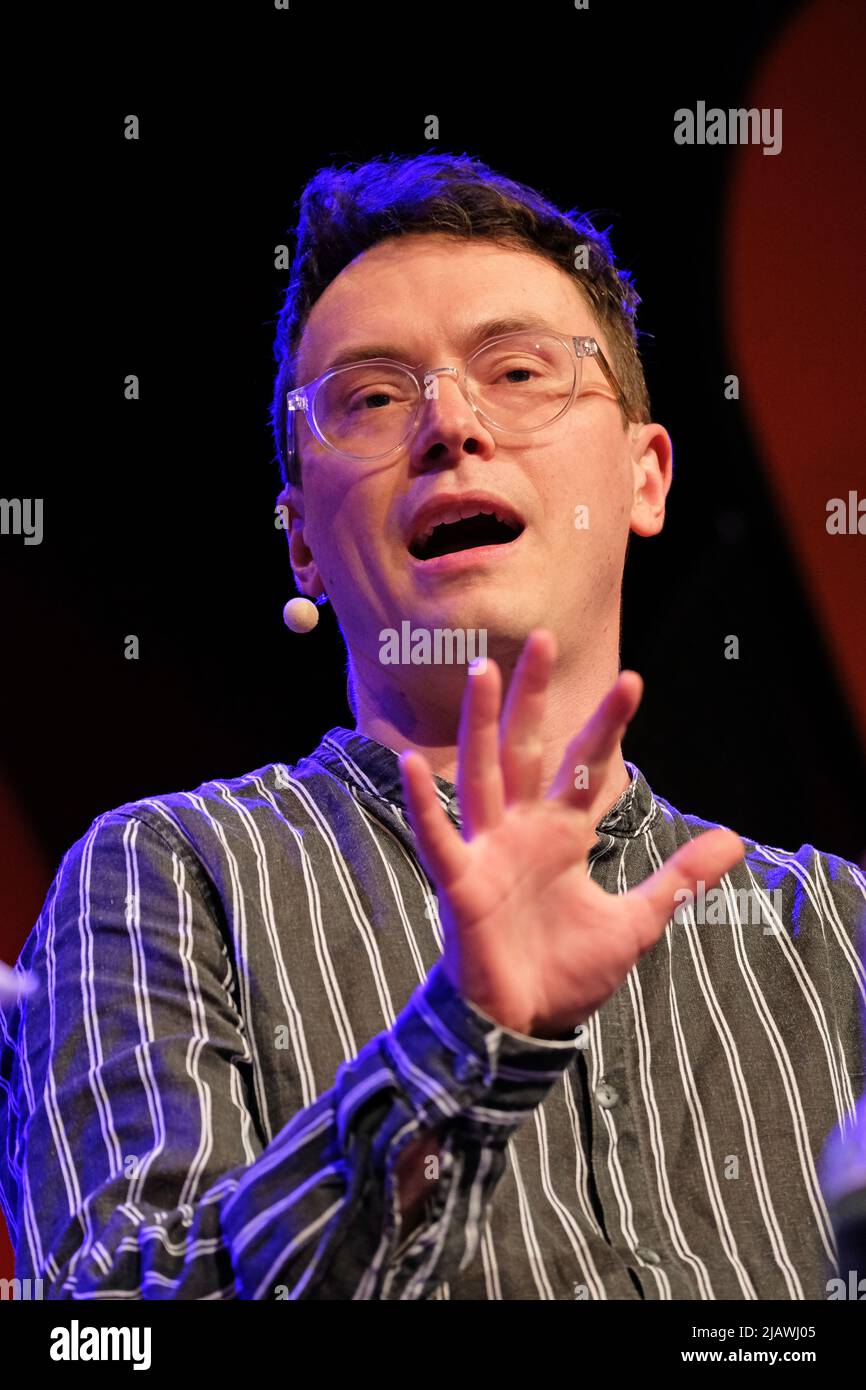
[399,628,745,1038]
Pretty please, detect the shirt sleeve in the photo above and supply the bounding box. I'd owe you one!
[0,811,580,1301]
[816,853,866,1279]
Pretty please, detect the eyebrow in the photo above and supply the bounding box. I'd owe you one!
[317,314,562,376]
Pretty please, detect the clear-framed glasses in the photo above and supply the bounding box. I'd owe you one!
[285,330,632,471]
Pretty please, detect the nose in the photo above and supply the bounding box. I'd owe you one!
[411,365,495,465]
[421,366,460,398]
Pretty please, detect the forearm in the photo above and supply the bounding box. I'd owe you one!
[6,802,581,1301]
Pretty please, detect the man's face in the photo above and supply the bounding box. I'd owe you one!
[283,233,669,694]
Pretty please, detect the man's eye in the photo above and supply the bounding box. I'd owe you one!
[342,388,396,413]
[502,369,533,383]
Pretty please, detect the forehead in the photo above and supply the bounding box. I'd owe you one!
[296,233,599,380]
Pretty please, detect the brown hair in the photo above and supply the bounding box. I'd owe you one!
[270,152,651,488]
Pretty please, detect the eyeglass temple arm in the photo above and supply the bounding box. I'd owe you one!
[285,384,311,477]
[286,409,299,482]
[575,337,632,419]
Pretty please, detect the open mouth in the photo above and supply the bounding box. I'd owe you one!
[408,511,525,562]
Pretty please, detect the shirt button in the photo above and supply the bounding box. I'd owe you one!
[596,1082,620,1108]
[573,1024,590,1049]
[635,1247,661,1265]
[455,1055,483,1083]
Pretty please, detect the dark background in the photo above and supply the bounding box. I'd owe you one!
[2,0,866,1285]
[2,0,864,905]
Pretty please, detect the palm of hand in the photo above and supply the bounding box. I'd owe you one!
[399,630,744,1038]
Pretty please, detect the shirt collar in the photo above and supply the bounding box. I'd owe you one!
[306,726,659,840]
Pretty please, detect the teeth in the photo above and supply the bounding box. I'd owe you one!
[415,503,515,546]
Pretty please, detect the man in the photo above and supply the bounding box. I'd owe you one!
[1,153,863,1300]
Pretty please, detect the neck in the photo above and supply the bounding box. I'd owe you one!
[352,634,631,814]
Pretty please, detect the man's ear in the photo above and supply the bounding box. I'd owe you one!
[275,482,294,516]
[628,422,673,539]
[275,482,326,599]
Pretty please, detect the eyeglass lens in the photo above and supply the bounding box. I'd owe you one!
[312,332,580,460]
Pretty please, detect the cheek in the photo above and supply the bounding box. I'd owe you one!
[584,448,632,527]
[309,496,391,591]
[555,457,631,553]
[558,465,627,534]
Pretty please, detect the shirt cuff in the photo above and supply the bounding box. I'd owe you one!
[381,958,580,1138]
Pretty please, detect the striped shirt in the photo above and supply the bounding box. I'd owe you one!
[1,724,864,1300]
